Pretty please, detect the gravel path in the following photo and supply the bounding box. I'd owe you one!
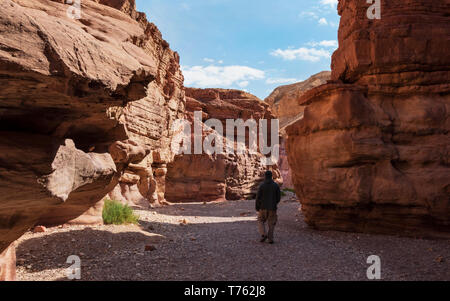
[16,197,450,281]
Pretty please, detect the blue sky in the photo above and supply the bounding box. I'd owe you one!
[136,0,340,99]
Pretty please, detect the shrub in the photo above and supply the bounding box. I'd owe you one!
[283,188,296,193]
[102,199,139,225]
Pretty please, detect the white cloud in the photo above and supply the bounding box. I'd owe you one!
[320,0,338,8]
[318,17,328,25]
[266,78,300,85]
[238,81,250,88]
[203,58,224,64]
[182,65,265,87]
[299,11,319,19]
[300,0,339,25]
[307,40,338,48]
[270,47,331,62]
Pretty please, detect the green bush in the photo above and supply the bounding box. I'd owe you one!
[102,199,139,225]
[283,188,296,193]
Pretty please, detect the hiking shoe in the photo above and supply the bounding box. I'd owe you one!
[268,240,274,244]
[260,235,268,243]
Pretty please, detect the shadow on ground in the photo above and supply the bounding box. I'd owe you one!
[15,200,450,281]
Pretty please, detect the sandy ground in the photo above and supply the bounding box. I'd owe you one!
[16,196,450,281]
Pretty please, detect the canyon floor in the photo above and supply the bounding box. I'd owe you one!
[16,195,450,281]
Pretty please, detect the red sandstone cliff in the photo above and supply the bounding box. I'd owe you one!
[0,0,185,279]
[266,72,331,188]
[286,0,450,238]
[166,88,281,202]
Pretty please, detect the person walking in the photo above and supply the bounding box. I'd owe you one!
[255,170,281,244]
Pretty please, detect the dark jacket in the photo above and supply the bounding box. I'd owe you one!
[255,178,281,211]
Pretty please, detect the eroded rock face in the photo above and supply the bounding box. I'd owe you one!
[0,0,184,259]
[166,88,281,202]
[266,72,331,131]
[286,0,450,238]
[0,244,16,281]
[266,72,331,188]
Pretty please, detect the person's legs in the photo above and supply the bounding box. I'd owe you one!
[257,210,268,241]
[267,210,278,243]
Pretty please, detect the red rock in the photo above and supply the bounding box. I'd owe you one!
[286,0,450,238]
[144,245,156,252]
[0,0,184,273]
[266,72,331,130]
[266,72,331,189]
[0,244,16,281]
[166,88,281,203]
[32,226,47,233]
[435,256,445,263]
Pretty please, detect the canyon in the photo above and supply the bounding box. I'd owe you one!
[166,88,281,203]
[0,0,449,282]
[0,0,279,280]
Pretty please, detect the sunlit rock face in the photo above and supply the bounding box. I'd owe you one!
[266,72,331,131]
[286,0,450,238]
[166,88,281,203]
[0,244,16,281]
[266,72,331,189]
[0,0,185,261]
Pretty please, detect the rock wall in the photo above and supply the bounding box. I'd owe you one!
[0,0,184,261]
[0,244,16,281]
[286,0,450,238]
[266,72,331,188]
[166,88,281,202]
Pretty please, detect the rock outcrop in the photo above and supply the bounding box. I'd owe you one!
[0,0,184,265]
[166,88,281,202]
[0,244,15,281]
[266,72,331,188]
[286,0,450,237]
[266,72,331,131]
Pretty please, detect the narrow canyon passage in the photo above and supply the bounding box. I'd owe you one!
[15,195,450,281]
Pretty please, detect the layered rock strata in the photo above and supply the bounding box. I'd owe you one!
[166,88,281,202]
[0,0,184,267]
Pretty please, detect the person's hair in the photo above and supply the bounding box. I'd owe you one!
[265,170,273,179]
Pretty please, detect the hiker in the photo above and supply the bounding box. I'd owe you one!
[255,170,281,244]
